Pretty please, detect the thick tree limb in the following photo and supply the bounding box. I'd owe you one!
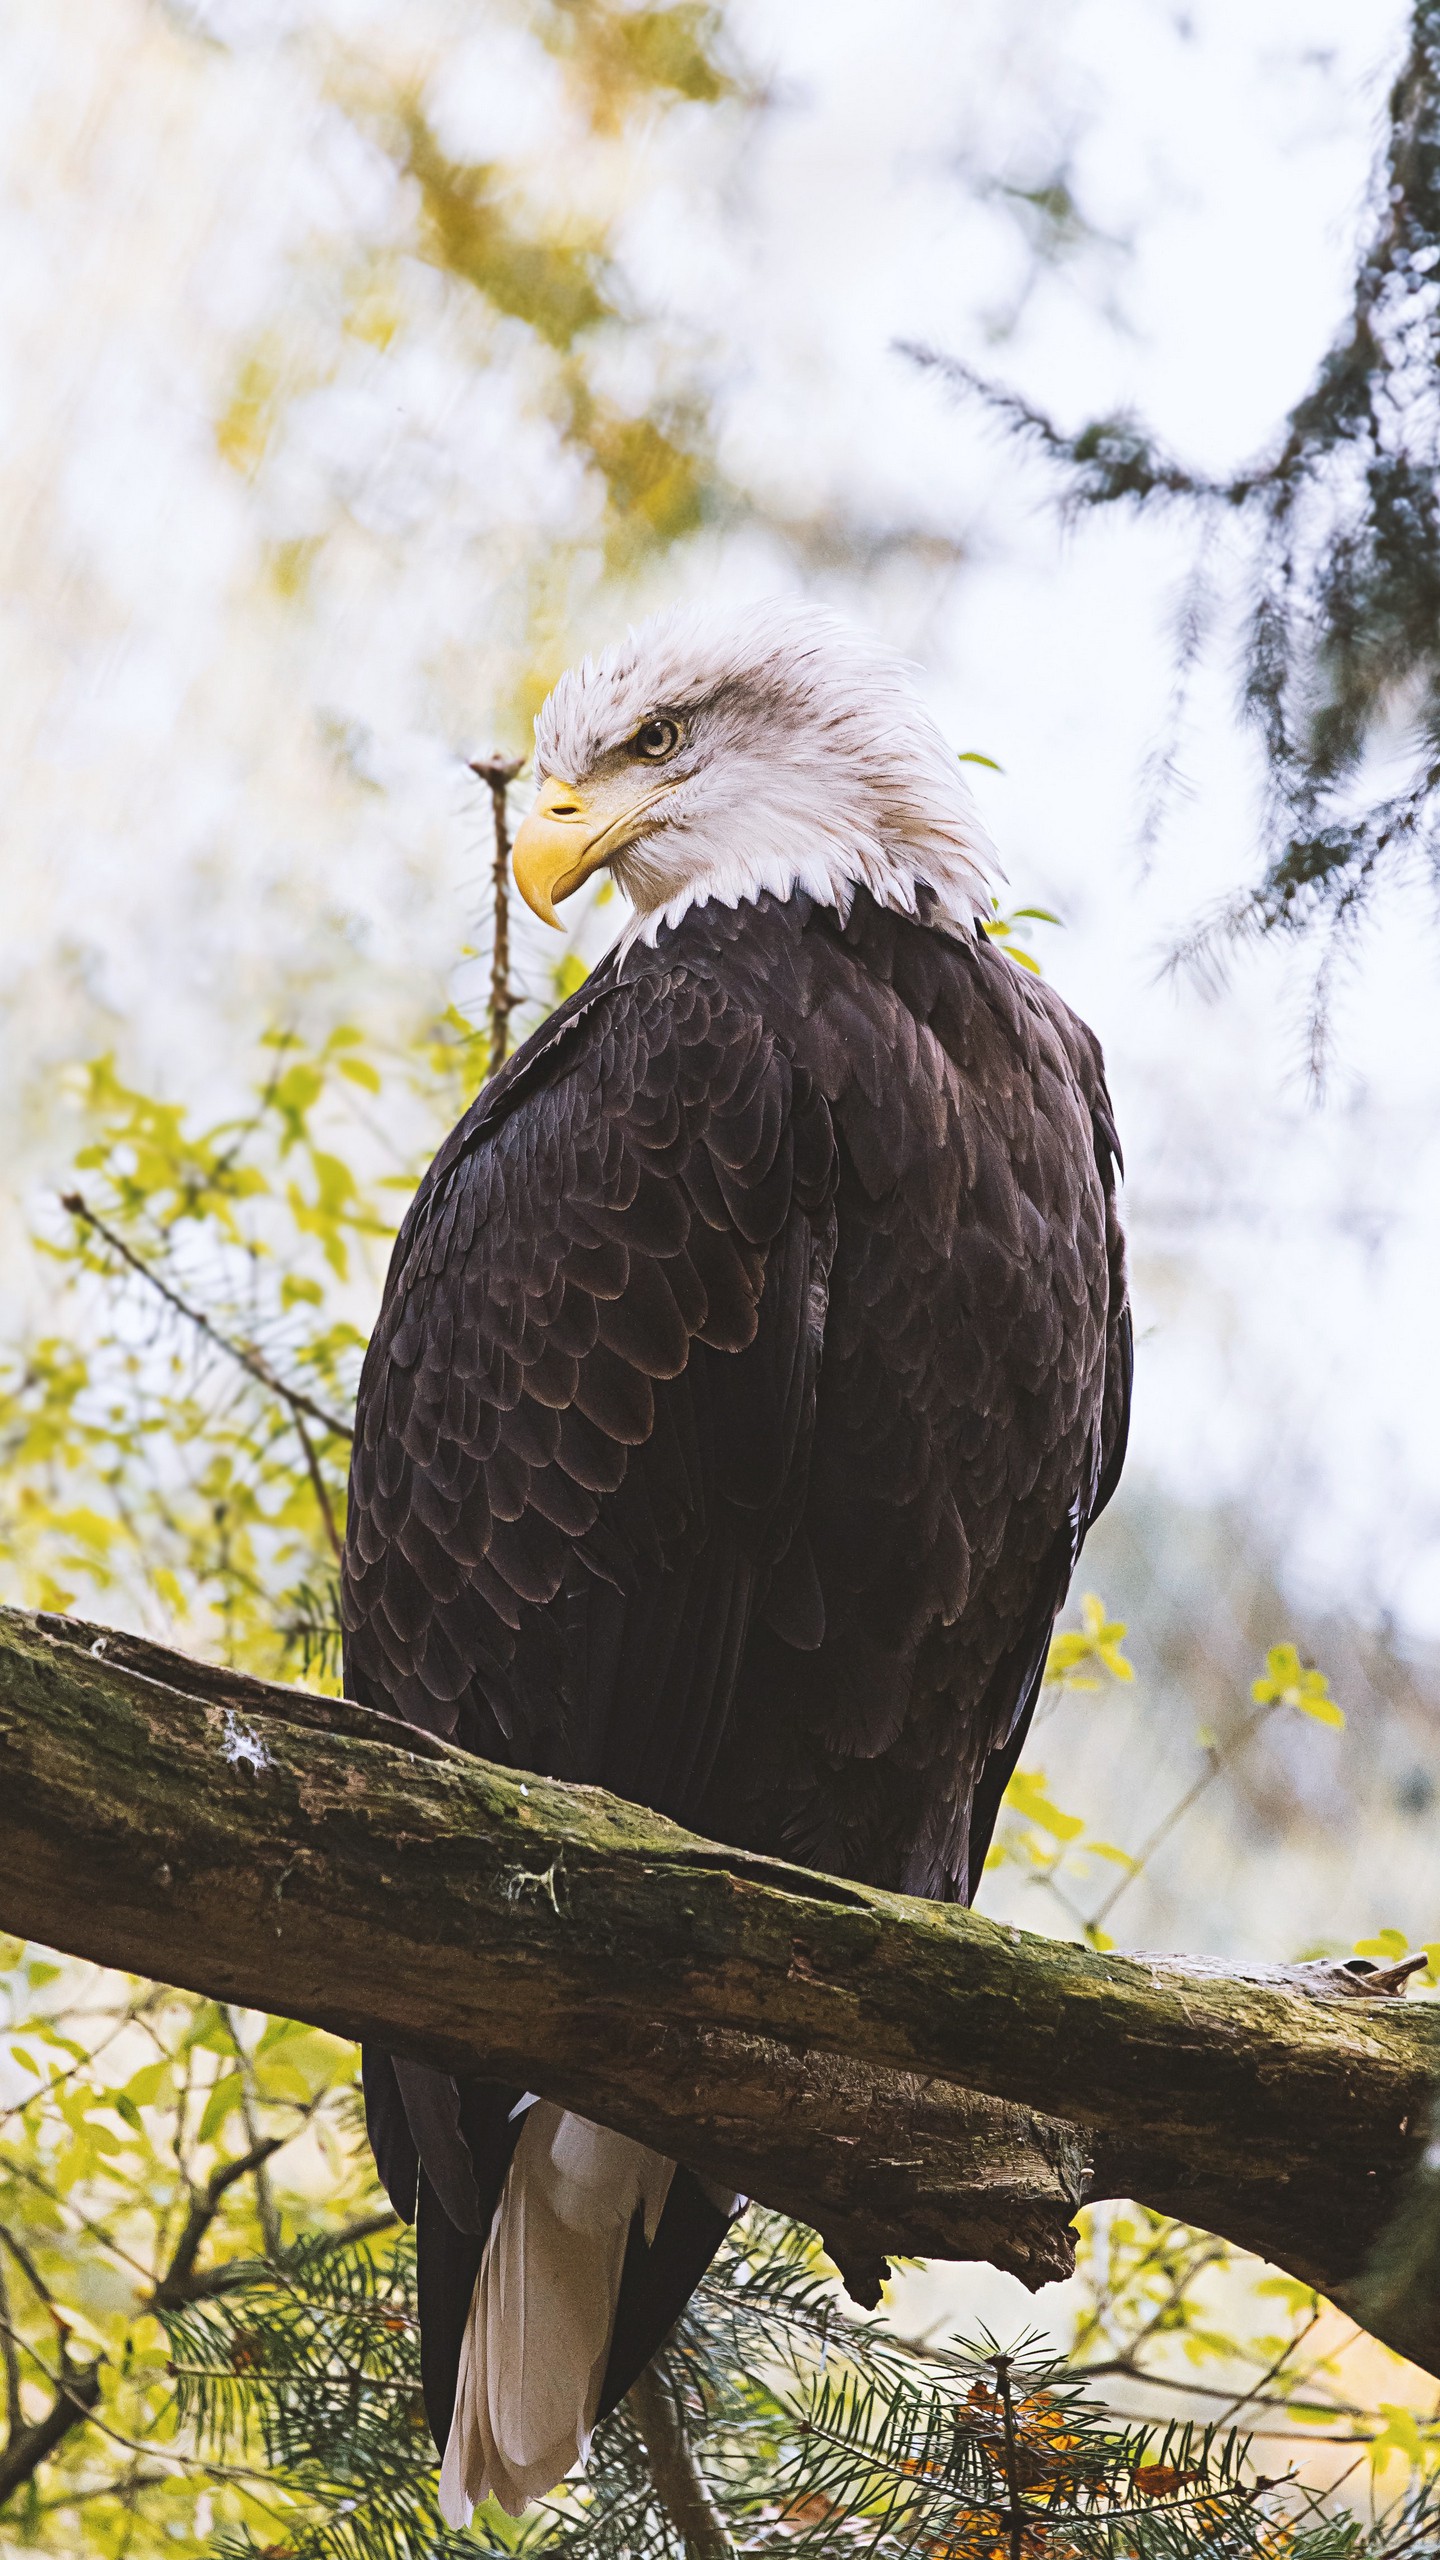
[2,1606,1437,2376]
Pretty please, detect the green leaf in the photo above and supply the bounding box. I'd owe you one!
[197,2072,244,2145]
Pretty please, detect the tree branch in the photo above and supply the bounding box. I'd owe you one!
[0,2346,101,2509]
[0,2252,21,2449]
[59,1192,353,1442]
[148,2139,286,2311]
[2,1604,1437,2379]
[629,2354,736,2559]
[470,754,524,1068]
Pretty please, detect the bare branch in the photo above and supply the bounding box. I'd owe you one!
[0,2322,101,2511]
[629,2354,736,2560]
[59,1191,352,1442]
[148,2139,285,2311]
[158,2209,399,2309]
[0,2251,20,2448]
[470,754,525,1068]
[224,2008,284,2259]
[289,1406,345,1564]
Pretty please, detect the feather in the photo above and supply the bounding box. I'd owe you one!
[437,2105,674,2526]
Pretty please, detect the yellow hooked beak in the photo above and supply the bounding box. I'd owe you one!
[512,771,671,928]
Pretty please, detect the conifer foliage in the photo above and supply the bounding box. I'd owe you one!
[909,2,1440,977]
[160,2213,1440,2560]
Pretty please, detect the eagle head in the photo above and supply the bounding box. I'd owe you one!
[511,598,997,946]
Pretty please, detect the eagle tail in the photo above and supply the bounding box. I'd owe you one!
[437,2102,676,2526]
[362,2047,740,2522]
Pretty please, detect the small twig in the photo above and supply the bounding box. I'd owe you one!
[0,2220,62,2327]
[2,2161,157,2293]
[0,2251,20,2451]
[0,2314,276,2491]
[470,755,525,1068]
[59,1190,352,1451]
[990,2352,1029,2560]
[1207,2305,1325,2435]
[148,2139,286,2311]
[25,2466,177,2515]
[290,1406,345,1566]
[159,2208,399,2309]
[225,2011,284,2260]
[0,1994,150,2127]
[1085,1700,1279,1934]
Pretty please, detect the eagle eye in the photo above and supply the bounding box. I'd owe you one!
[632,713,683,762]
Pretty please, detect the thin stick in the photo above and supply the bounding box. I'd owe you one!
[628,2356,735,2560]
[0,2250,20,2450]
[291,1405,344,1565]
[59,1192,352,1443]
[1085,1700,1279,1934]
[470,755,525,1068]
[991,2352,1027,2560]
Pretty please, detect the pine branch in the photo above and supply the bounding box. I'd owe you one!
[159,2210,399,2309]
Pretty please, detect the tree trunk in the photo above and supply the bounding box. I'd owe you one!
[3,1606,1436,2373]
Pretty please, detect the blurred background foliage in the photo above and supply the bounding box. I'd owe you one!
[3,0,1440,2550]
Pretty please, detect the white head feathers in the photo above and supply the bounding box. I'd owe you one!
[531,598,998,947]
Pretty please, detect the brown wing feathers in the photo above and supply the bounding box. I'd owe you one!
[343,956,837,1809]
[343,888,1128,2468]
[344,890,1128,1884]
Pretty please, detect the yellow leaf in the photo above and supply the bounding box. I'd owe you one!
[1252,1643,1343,1726]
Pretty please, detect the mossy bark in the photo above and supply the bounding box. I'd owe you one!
[3,1606,1436,2370]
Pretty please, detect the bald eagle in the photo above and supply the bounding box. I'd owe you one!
[342,600,1130,2525]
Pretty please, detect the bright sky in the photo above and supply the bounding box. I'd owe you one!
[4,0,1435,1635]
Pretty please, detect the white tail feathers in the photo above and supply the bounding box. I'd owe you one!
[437,2102,675,2526]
